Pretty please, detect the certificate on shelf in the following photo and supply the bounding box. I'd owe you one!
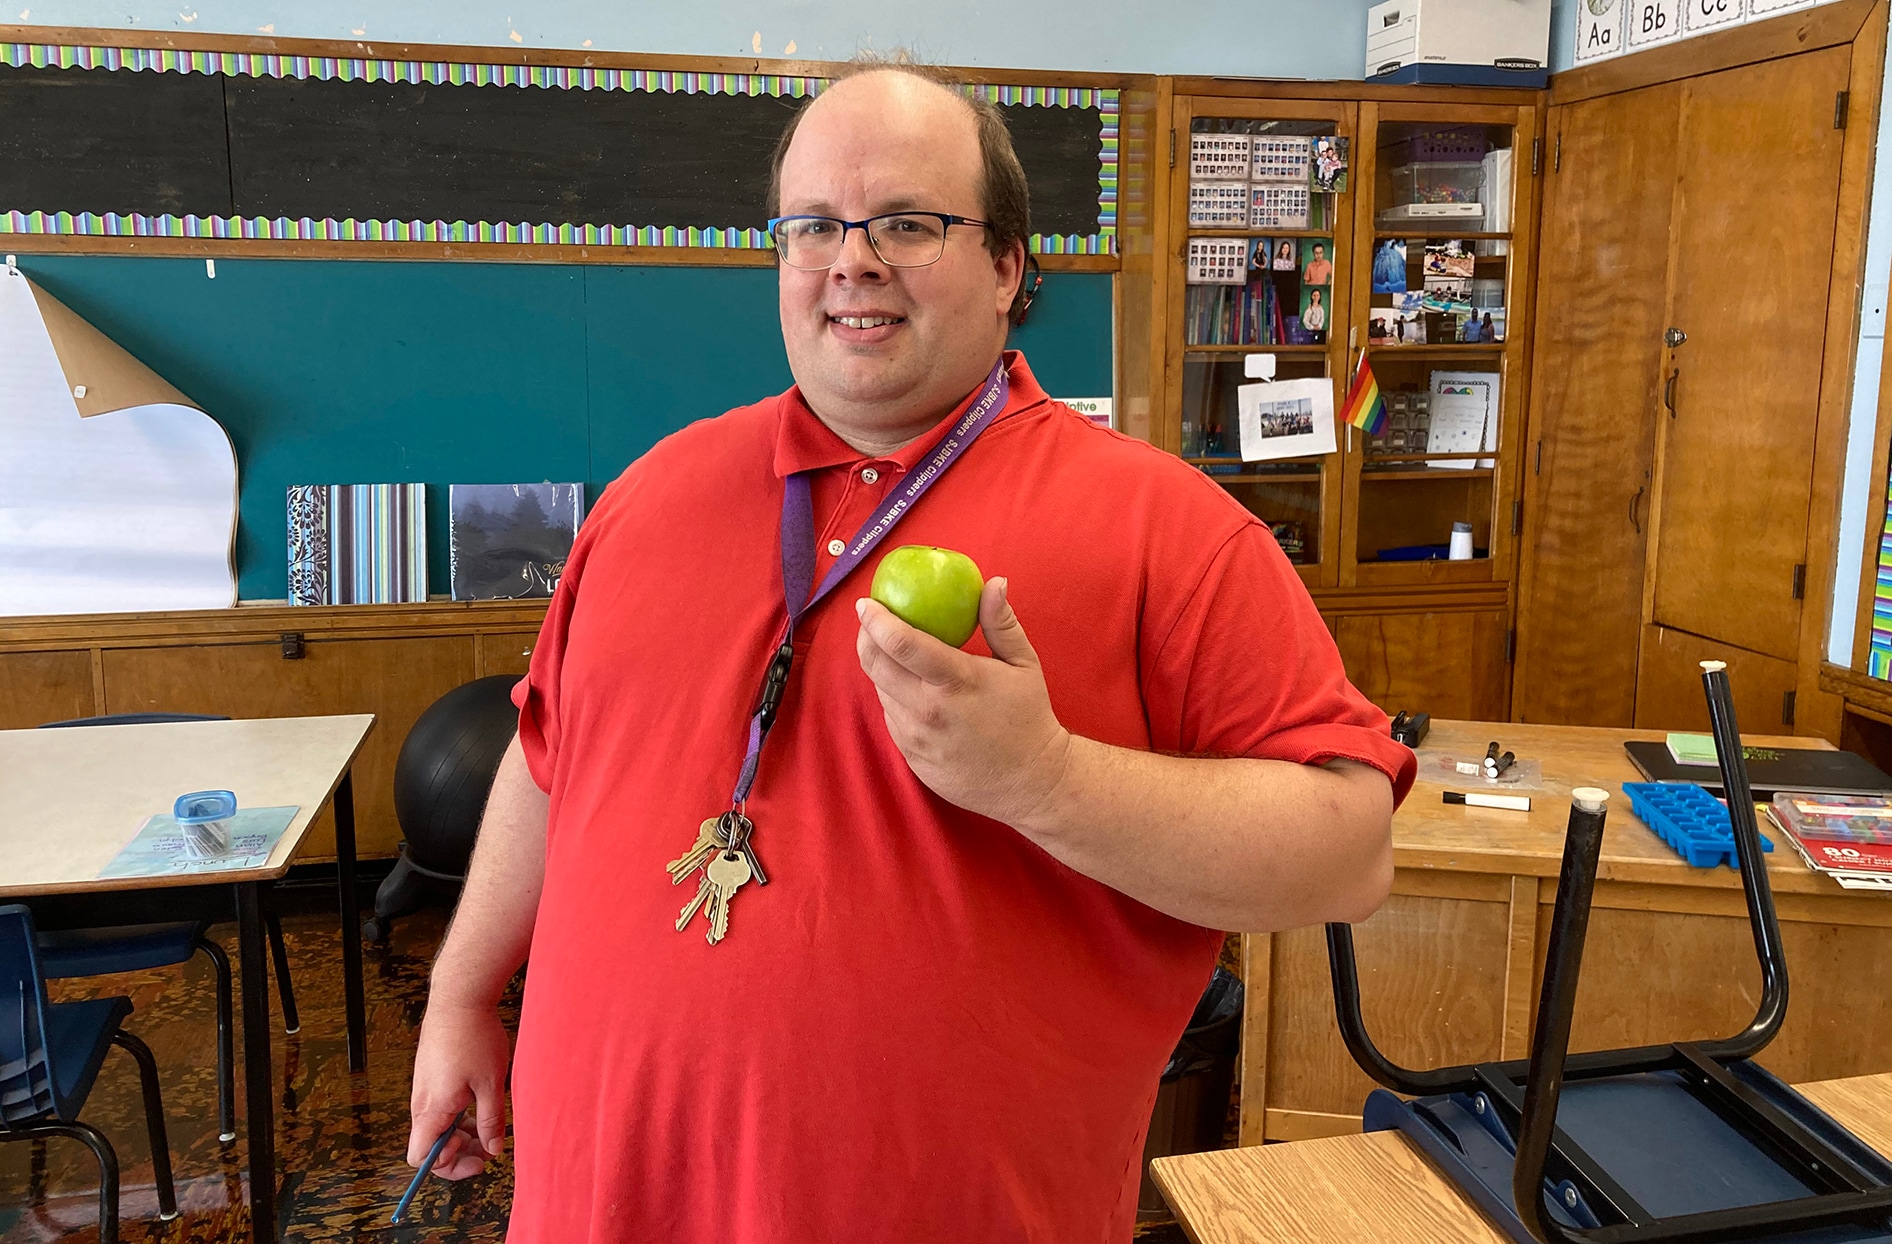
[1426,371,1497,470]
[1237,377,1336,464]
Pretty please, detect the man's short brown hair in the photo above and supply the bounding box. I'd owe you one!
[765,57,1034,324]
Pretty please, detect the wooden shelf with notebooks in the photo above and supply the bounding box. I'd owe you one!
[1128,84,1541,720]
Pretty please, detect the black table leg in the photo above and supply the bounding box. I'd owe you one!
[236,880,277,1243]
[334,770,368,1073]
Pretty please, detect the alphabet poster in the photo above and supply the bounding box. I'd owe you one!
[1683,0,1744,37]
[1626,0,1685,48]
[1575,0,1626,63]
[0,267,238,617]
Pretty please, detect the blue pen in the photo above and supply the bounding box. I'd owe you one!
[392,1108,469,1225]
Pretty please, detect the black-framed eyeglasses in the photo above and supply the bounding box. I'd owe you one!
[766,212,992,270]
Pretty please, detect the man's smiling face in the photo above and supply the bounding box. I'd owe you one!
[774,72,1021,447]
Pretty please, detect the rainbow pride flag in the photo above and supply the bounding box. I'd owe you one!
[1343,352,1387,436]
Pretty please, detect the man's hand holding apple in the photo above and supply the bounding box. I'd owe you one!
[853,575,1073,831]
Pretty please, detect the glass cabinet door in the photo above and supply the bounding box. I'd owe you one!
[1345,102,1536,586]
[1170,98,1355,588]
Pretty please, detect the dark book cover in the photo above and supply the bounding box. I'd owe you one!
[1624,740,1892,800]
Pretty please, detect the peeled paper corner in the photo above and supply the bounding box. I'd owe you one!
[0,268,239,617]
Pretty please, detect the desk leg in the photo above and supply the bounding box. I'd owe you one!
[335,770,368,1073]
[237,881,278,1244]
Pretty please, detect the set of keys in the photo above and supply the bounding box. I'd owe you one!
[666,811,767,945]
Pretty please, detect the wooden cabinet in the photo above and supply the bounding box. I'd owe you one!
[0,600,549,861]
[476,630,539,678]
[1517,30,1874,734]
[1512,84,1676,727]
[1130,82,1544,714]
[1650,48,1847,662]
[1330,607,1512,720]
[1634,624,1800,733]
[0,650,95,730]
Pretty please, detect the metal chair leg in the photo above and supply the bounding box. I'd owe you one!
[264,900,300,1035]
[56,1123,120,1244]
[111,1030,178,1221]
[197,936,238,1141]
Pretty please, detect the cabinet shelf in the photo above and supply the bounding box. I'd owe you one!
[1373,230,1512,241]
[1188,228,1340,240]
[1184,344,1330,355]
[1363,345,1506,360]
[1360,467,1494,481]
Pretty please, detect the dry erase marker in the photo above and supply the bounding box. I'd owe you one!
[1444,791,1532,812]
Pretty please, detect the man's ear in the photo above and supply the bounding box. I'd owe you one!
[995,238,1027,320]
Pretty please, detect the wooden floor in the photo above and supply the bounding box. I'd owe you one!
[1,906,519,1243]
[0,904,1200,1242]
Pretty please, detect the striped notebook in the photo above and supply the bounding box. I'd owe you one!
[287,483,427,605]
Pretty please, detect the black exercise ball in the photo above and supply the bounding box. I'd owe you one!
[392,675,521,875]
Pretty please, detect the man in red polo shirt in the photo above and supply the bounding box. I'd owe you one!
[409,64,1414,1241]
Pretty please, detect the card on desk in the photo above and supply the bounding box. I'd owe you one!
[98,805,300,879]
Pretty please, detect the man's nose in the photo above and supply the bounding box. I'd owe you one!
[829,222,886,282]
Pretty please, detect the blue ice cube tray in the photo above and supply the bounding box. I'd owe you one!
[1622,781,1774,869]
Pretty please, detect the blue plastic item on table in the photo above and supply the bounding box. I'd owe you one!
[1622,781,1774,869]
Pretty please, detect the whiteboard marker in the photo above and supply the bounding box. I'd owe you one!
[1444,791,1532,812]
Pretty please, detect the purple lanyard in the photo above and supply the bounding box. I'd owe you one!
[731,357,1010,804]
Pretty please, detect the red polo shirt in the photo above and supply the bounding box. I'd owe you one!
[507,352,1413,1242]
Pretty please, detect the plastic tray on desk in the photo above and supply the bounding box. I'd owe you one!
[1622,781,1773,870]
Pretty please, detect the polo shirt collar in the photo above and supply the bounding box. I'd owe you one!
[771,350,1047,479]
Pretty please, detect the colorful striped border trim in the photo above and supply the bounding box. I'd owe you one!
[1870,475,1892,678]
[0,43,1113,108]
[0,211,1115,254]
[0,44,1118,254]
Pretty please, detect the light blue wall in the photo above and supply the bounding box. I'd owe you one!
[18,0,1382,78]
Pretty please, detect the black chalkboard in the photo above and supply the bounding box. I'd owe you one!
[0,62,1104,239]
[0,64,231,216]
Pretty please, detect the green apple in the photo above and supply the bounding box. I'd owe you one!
[869,545,985,648]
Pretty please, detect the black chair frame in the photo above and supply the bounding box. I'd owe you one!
[4,1031,179,1243]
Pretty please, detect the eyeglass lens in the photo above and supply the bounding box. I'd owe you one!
[773,215,950,269]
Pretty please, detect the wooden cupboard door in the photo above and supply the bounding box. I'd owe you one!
[1265,892,1511,1132]
[1332,609,1511,721]
[1513,86,1680,727]
[102,636,475,858]
[0,650,96,729]
[1651,47,1850,661]
[475,630,539,678]
[1632,624,1799,733]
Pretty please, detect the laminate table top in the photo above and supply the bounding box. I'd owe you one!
[0,714,374,896]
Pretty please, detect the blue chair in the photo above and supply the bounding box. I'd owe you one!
[1,903,178,1243]
[35,712,301,1144]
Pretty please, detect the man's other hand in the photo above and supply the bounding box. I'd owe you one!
[408,999,512,1180]
[855,576,1072,827]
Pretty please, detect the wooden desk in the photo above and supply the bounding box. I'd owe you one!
[1153,1071,1892,1244]
[0,715,375,1244]
[1241,720,1892,1145]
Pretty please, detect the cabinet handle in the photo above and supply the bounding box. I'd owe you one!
[1664,369,1679,417]
[1629,486,1645,535]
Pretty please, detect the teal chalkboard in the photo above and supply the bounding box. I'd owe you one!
[14,257,1112,600]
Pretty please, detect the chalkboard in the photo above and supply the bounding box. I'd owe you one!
[0,61,1108,241]
[14,255,1113,600]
